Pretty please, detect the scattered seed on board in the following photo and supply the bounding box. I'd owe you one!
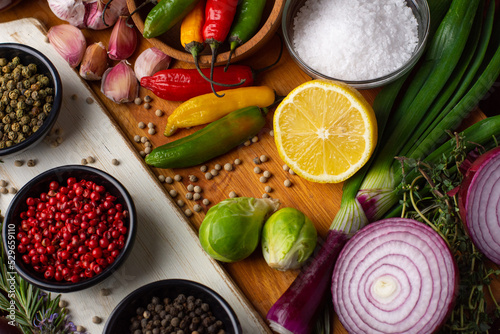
[27,159,36,167]
[262,193,270,198]
[0,180,7,187]
[244,140,251,146]
[133,135,141,142]
[147,122,154,129]
[229,191,237,198]
[50,141,59,148]
[56,136,64,144]
[144,141,152,148]
[253,157,261,165]
[210,169,218,176]
[139,151,146,157]
[263,171,271,178]
[158,175,166,182]
[265,186,272,193]
[138,122,146,129]
[0,187,8,194]
[87,156,95,163]
[205,172,212,180]
[193,193,201,200]
[224,163,233,171]
[289,169,296,175]
[76,326,85,332]
[254,167,261,174]
[187,184,194,192]
[165,176,173,184]
[194,186,202,193]
[144,95,152,103]
[134,97,142,105]
[251,136,259,143]
[185,192,193,200]
[81,158,88,165]
[144,103,151,110]
[200,165,208,172]
[193,204,202,212]
[269,130,274,137]
[59,300,68,308]
[284,179,292,187]
[177,199,185,207]
[189,175,198,182]
[155,109,163,117]
[14,160,23,167]
[144,147,152,154]
[71,94,78,100]
[260,155,268,163]
[169,189,177,197]
[174,174,182,181]
[100,288,111,296]
[148,128,156,135]
[283,164,290,171]
[92,316,102,324]
[141,136,148,143]
[260,176,268,183]
[86,97,94,104]
[184,209,193,217]
[9,187,17,194]
[202,198,210,206]
[214,164,222,171]
[112,159,119,166]
[234,159,241,165]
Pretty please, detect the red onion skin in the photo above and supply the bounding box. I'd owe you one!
[266,229,348,334]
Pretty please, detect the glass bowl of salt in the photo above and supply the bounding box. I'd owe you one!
[282,0,430,89]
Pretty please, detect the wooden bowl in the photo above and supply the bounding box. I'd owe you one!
[127,0,284,66]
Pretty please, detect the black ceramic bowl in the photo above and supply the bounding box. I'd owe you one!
[104,279,242,334]
[0,43,62,158]
[2,165,137,292]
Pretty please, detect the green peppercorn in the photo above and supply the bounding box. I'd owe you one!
[0,142,5,149]
[45,95,53,104]
[0,112,4,119]
[25,97,33,106]
[38,89,47,99]
[3,124,9,132]
[16,133,25,143]
[36,119,43,127]
[6,80,15,90]
[8,91,18,101]
[30,107,40,116]
[11,57,20,67]
[2,66,10,74]
[33,100,42,108]
[45,87,54,95]
[16,81,23,90]
[0,59,6,67]
[31,91,39,101]
[30,83,40,91]
[29,118,36,126]
[29,76,36,84]
[37,113,46,121]
[22,79,30,89]
[15,109,24,119]
[0,103,4,113]
[11,123,20,132]
[21,66,31,78]
[5,106,12,114]
[12,68,21,81]
[2,115,11,124]
[7,131,16,140]
[43,103,52,114]
[38,75,49,87]
[5,140,13,147]
[32,125,39,133]
[20,116,30,125]
[27,63,36,74]
[22,124,30,133]
[23,89,31,98]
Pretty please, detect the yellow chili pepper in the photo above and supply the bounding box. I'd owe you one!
[180,0,205,53]
[164,86,275,136]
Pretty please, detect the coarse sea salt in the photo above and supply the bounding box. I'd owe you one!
[293,0,419,81]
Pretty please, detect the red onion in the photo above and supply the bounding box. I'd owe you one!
[459,147,500,265]
[332,218,457,334]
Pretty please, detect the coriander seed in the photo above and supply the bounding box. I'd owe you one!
[224,163,232,171]
[141,136,148,143]
[14,160,24,166]
[210,169,218,176]
[205,172,212,180]
[174,174,182,181]
[144,141,152,147]
[284,179,292,187]
[214,164,222,171]
[200,165,208,172]
[0,187,7,194]
[283,164,290,171]
[76,326,85,332]
[92,316,102,324]
[133,135,141,142]
[158,175,166,182]
[193,193,201,200]
[144,95,152,103]
[81,158,88,165]
[253,157,261,164]
[148,128,156,135]
[234,159,241,165]
[194,186,202,193]
[265,186,272,193]
[189,175,198,182]
[144,102,151,109]
[134,97,142,105]
[244,140,251,146]
[187,184,194,192]
[229,191,237,198]
[193,204,202,212]
[138,122,146,129]
[185,192,193,200]
[259,176,268,183]
[155,109,163,117]
[289,169,296,175]
[87,156,95,163]
[85,97,93,104]
[165,176,173,184]
[263,171,271,178]
[27,159,36,167]
[202,199,210,205]
[177,199,185,207]
[148,122,154,129]
[0,180,6,187]
[139,151,146,157]
[169,190,178,197]
[269,130,274,136]
[262,193,270,198]
[184,209,193,217]
[251,136,259,143]
[111,158,119,165]
[260,155,268,163]
[254,167,261,174]
[144,147,152,154]
[8,187,17,194]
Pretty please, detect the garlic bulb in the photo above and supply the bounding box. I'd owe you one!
[47,0,86,28]
[101,60,139,103]
[84,0,116,30]
[134,48,171,81]
[108,16,137,60]
[47,24,87,68]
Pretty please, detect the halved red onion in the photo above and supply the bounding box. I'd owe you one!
[459,147,500,265]
[332,218,457,334]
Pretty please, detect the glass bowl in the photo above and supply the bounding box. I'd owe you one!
[282,0,430,89]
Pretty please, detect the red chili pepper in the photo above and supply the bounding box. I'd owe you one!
[141,65,254,101]
[203,0,240,97]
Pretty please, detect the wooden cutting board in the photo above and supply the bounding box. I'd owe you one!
[0,18,271,334]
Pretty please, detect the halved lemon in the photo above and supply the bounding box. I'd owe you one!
[274,80,377,183]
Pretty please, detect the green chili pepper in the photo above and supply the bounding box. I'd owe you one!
[225,0,267,70]
[145,106,267,168]
[143,0,201,39]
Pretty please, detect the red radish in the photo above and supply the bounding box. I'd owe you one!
[332,218,458,334]
[458,146,500,265]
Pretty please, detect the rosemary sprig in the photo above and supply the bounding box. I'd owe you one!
[0,215,81,334]
[398,133,500,334]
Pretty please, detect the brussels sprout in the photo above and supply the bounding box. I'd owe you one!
[261,207,317,271]
[199,197,279,262]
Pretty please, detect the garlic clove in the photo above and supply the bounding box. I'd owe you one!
[79,42,109,80]
[48,0,86,28]
[101,60,139,104]
[85,0,119,30]
[47,24,87,68]
[134,47,172,81]
[108,16,137,60]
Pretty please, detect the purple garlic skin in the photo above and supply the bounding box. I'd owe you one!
[101,60,139,104]
[108,16,138,60]
[47,24,87,68]
[80,42,108,80]
[134,47,172,81]
[48,0,86,27]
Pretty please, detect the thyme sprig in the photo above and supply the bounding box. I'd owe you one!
[0,216,82,334]
[398,133,500,334]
